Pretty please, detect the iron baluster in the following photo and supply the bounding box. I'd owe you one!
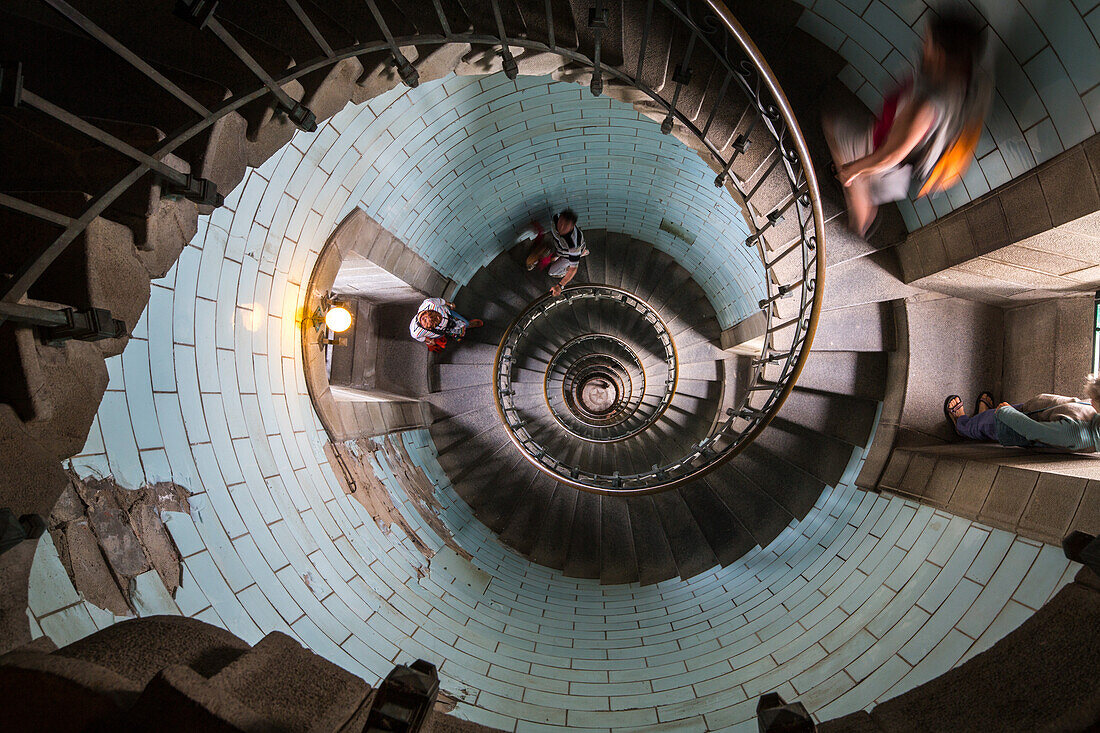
[746,195,796,248]
[42,0,210,117]
[0,193,74,228]
[431,0,453,37]
[544,0,555,49]
[175,0,318,129]
[363,0,420,87]
[700,69,732,141]
[18,88,223,207]
[488,0,519,79]
[634,0,655,81]
[282,0,335,57]
[713,120,756,187]
[589,0,608,95]
[660,31,697,134]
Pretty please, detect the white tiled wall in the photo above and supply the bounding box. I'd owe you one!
[234,72,762,330]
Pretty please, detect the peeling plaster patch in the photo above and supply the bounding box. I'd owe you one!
[324,434,471,563]
[48,472,191,616]
[428,546,490,596]
[435,688,465,713]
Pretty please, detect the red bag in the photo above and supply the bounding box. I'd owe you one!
[425,336,447,352]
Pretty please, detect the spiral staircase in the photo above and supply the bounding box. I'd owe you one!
[428,230,887,584]
[7,0,1099,730]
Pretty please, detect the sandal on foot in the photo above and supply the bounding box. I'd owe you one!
[468,319,483,328]
[944,395,964,427]
[975,391,995,414]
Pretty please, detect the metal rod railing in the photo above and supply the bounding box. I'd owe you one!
[1,0,823,491]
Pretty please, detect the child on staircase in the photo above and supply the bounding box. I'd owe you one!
[409,297,482,352]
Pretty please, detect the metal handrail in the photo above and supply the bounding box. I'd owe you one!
[2,0,823,495]
[529,301,675,444]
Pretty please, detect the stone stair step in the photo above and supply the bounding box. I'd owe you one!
[599,495,638,585]
[529,484,580,569]
[626,495,678,584]
[651,489,719,580]
[563,490,602,578]
[676,481,756,567]
[498,472,557,555]
[207,631,370,732]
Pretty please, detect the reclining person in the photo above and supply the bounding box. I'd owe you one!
[945,376,1100,452]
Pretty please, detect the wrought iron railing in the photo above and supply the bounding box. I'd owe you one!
[507,288,677,445]
[1,0,823,493]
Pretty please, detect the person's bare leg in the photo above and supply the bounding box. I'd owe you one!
[525,242,548,269]
[843,178,877,237]
[822,110,878,237]
[821,113,847,173]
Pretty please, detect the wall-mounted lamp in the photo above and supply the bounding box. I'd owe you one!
[308,293,354,344]
[324,305,353,333]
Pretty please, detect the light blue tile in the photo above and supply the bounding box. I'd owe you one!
[816,2,894,61]
[1085,85,1100,129]
[956,540,1038,637]
[28,534,81,617]
[988,36,1046,131]
[130,569,182,616]
[797,11,848,51]
[986,94,1037,177]
[1022,0,1100,93]
[978,150,1012,189]
[1012,542,1072,610]
[1024,117,1063,165]
[969,0,1048,63]
[38,603,99,648]
[1023,48,1094,149]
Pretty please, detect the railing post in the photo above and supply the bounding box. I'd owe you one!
[364,659,440,732]
[756,692,815,733]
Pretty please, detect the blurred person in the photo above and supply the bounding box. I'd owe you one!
[409,297,482,352]
[521,208,588,297]
[944,376,1100,452]
[823,8,991,237]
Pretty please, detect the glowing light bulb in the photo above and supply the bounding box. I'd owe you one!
[324,305,352,333]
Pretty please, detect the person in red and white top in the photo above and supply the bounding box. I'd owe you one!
[408,298,482,352]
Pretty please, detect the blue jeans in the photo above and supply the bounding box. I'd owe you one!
[955,404,1022,441]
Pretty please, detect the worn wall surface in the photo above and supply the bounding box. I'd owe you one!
[1003,294,1095,399]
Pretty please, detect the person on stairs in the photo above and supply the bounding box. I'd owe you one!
[409,297,482,352]
[944,376,1100,452]
[822,8,991,237]
[521,209,588,297]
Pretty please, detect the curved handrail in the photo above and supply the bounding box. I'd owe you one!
[3,0,824,495]
[507,289,677,445]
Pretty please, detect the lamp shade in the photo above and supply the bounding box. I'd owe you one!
[324,305,353,333]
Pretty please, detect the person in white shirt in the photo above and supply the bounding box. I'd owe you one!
[522,209,588,297]
[408,298,482,352]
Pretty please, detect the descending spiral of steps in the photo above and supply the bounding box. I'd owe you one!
[427,231,890,585]
[499,284,681,473]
